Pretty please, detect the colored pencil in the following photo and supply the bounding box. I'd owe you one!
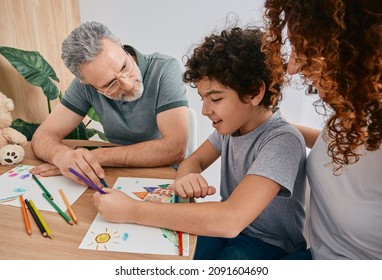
[100,178,109,188]
[19,195,32,235]
[25,199,47,237]
[32,174,53,200]
[59,189,78,224]
[42,192,73,225]
[68,167,106,194]
[29,200,53,239]
[178,231,183,256]
[173,194,183,256]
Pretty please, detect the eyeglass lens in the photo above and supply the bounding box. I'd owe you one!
[104,52,135,95]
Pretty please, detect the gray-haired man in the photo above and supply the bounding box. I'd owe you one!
[31,21,189,188]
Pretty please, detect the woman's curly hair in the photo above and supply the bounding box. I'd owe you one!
[183,27,282,107]
[263,0,382,173]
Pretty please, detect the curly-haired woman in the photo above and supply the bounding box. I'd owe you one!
[264,0,382,259]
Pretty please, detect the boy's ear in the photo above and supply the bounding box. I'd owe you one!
[250,81,266,106]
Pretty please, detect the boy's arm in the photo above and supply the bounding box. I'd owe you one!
[175,140,220,179]
[173,140,220,198]
[94,174,280,238]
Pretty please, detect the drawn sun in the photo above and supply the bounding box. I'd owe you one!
[87,228,120,250]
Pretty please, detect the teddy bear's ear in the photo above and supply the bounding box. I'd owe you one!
[5,98,15,111]
[0,92,15,111]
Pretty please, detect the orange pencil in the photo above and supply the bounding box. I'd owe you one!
[19,195,32,235]
[59,189,78,224]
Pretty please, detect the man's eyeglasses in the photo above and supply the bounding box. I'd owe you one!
[91,50,136,96]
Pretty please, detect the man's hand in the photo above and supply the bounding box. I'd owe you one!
[44,148,105,188]
[30,163,61,176]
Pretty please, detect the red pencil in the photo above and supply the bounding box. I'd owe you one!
[178,231,183,256]
[173,194,183,256]
[19,195,32,235]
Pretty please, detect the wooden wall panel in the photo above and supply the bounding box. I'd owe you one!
[0,0,80,123]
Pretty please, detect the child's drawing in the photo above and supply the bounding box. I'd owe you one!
[86,227,120,250]
[79,177,189,256]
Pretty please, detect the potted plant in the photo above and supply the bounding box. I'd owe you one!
[0,46,105,141]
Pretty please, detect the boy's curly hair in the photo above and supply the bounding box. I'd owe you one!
[183,27,281,107]
[264,0,382,173]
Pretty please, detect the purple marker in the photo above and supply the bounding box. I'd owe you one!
[68,167,106,194]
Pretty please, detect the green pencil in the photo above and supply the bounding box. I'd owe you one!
[32,174,53,200]
[42,193,73,225]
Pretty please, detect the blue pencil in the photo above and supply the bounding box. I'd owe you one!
[68,167,106,194]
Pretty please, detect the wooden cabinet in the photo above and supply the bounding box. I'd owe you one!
[0,0,80,123]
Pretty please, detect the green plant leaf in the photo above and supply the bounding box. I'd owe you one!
[11,119,40,141]
[11,119,103,142]
[64,122,89,140]
[85,128,108,141]
[86,107,101,122]
[0,46,59,100]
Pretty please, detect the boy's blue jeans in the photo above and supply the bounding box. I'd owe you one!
[194,233,311,260]
[194,234,285,260]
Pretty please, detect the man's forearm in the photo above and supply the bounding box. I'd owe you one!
[32,130,72,164]
[91,138,186,168]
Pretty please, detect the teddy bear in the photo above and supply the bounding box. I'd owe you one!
[0,91,27,165]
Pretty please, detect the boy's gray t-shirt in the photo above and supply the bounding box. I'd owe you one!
[208,109,307,254]
[61,46,188,145]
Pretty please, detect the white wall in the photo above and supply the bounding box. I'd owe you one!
[79,0,325,201]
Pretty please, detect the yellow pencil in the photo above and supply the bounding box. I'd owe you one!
[29,200,53,239]
[59,189,78,224]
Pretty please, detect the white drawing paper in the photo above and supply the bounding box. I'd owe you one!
[79,177,189,256]
[0,165,87,212]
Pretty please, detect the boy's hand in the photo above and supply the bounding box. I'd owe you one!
[173,173,216,199]
[93,188,135,223]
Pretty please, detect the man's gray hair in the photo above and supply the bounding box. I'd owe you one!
[61,21,119,79]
